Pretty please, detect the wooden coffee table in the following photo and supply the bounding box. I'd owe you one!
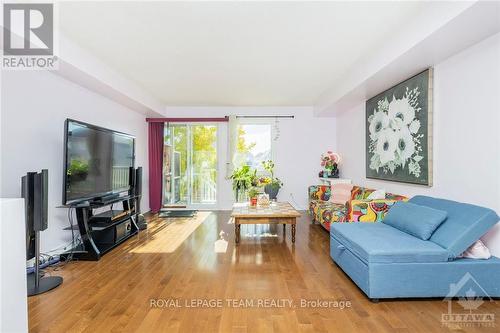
[231,202,301,243]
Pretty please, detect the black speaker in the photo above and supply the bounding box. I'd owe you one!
[129,166,136,193]
[21,172,36,260]
[135,167,142,197]
[133,167,146,230]
[33,169,48,231]
[21,169,63,296]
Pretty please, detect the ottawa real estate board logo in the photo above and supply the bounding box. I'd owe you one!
[2,2,58,69]
[442,273,495,328]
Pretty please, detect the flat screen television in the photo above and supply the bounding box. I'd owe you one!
[63,119,135,205]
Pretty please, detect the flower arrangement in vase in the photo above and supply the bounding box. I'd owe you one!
[320,151,341,178]
[260,160,282,200]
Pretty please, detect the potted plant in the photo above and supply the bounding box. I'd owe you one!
[230,165,257,202]
[261,160,283,200]
[248,187,259,207]
[321,151,341,178]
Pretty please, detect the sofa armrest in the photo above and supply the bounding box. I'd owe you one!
[308,185,331,201]
[347,199,401,222]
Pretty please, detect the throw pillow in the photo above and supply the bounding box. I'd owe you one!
[367,189,386,200]
[460,240,491,259]
[330,183,354,205]
[382,201,448,240]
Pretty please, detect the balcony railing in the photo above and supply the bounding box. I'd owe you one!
[192,169,217,204]
[163,168,217,205]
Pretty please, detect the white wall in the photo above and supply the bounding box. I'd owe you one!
[163,107,335,210]
[335,33,500,254]
[335,33,500,214]
[1,70,149,252]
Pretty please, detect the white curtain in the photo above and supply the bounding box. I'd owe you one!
[226,115,239,178]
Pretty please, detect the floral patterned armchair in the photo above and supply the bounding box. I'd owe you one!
[308,185,407,231]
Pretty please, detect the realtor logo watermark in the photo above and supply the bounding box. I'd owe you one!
[2,2,58,69]
[442,272,495,328]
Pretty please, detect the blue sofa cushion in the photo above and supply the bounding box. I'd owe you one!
[410,196,499,259]
[330,223,449,264]
[382,201,448,240]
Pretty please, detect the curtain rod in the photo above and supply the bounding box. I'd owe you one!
[146,117,228,123]
[146,115,294,123]
[235,115,294,119]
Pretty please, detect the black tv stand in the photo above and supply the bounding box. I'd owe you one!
[90,193,120,206]
[60,195,139,261]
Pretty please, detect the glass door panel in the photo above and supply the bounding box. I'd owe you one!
[163,124,217,207]
[172,124,188,205]
[191,125,217,204]
[162,127,172,204]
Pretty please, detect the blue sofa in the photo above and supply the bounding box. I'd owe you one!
[330,195,500,300]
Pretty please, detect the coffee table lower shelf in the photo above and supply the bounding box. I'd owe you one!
[233,217,297,243]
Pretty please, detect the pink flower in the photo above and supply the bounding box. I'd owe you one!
[321,151,342,167]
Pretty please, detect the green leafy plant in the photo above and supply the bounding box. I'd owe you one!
[248,187,259,199]
[262,160,275,178]
[229,165,257,201]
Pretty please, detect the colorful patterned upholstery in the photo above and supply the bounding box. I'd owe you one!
[308,184,407,231]
[309,200,347,231]
[350,186,376,200]
[347,199,399,222]
[386,193,408,201]
[308,185,331,201]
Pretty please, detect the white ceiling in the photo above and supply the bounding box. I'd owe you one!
[60,1,443,107]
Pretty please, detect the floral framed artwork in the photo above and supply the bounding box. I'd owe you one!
[366,69,433,186]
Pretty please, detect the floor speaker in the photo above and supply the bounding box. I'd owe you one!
[134,167,147,230]
[23,170,63,296]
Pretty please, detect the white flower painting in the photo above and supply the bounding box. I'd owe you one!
[366,69,432,185]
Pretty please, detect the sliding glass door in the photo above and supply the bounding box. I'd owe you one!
[163,124,217,208]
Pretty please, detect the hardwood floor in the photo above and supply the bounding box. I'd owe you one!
[29,211,499,333]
